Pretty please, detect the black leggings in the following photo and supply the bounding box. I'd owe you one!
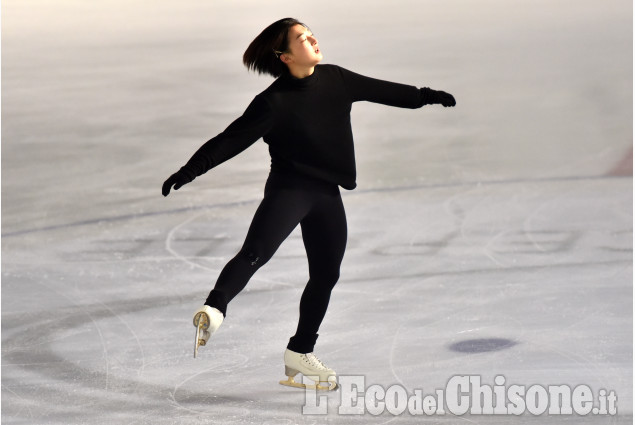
[204,172,347,353]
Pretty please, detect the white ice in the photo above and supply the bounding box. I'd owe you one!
[2,0,632,423]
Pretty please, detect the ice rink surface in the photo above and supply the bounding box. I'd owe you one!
[2,0,632,423]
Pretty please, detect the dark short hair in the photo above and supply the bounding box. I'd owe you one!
[243,18,309,78]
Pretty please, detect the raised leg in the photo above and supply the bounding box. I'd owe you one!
[205,188,314,314]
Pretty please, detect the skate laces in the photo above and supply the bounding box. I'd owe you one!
[305,353,329,370]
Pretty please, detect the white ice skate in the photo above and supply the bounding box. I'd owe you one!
[279,348,338,391]
[193,305,224,358]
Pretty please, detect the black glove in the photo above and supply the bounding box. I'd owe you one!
[431,89,456,107]
[162,170,193,196]
[421,88,456,107]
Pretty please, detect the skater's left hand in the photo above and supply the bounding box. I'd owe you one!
[432,90,456,107]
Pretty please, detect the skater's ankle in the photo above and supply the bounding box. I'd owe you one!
[287,333,319,354]
[204,291,227,317]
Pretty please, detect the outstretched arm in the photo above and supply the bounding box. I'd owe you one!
[336,66,456,108]
[162,95,274,196]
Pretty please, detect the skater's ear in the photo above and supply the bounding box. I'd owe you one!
[279,52,293,64]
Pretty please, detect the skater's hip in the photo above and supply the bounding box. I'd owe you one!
[265,169,339,197]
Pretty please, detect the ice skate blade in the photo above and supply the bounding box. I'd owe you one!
[279,376,338,391]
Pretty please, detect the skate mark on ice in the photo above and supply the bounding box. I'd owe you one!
[2,174,619,239]
[530,339,621,411]
[1,199,259,238]
[386,297,461,388]
[46,282,149,381]
[2,292,259,422]
[442,186,503,266]
[531,312,626,404]
[343,258,630,284]
[169,352,250,415]
[388,322,408,389]
[45,282,113,392]
[1,311,84,353]
[165,211,295,289]
[1,385,35,420]
[442,187,514,268]
[521,185,581,256]
[448,338,518,353]
[93,297,148,380]
[386,283,528,391]
[481,229,510,267]
[165,212,219,273]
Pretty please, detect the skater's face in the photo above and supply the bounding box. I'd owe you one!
[279,24,322,69]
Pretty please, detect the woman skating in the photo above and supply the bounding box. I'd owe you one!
[162,17,456,390]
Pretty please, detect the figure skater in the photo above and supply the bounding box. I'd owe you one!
[162,17,456,390]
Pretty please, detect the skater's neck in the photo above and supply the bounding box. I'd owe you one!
[287,65,315,79]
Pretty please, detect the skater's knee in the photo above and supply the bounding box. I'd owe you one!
[310,269,340,289]
[325,272,340,289]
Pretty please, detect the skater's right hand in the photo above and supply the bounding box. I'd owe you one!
[162,171,191,196]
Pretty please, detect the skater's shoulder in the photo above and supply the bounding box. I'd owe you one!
[255,81,284,108]
[259,76,289,97]
[317,63,342,72]
[247,79,285,109]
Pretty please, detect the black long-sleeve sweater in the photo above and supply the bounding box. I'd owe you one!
[178,64,436,190]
